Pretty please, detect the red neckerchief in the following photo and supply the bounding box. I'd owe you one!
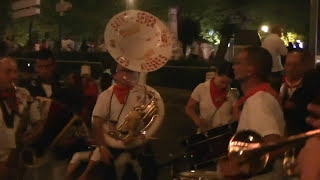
[0,87,18,113]
[283,76,302,88]
[233,83,278,121]
[210,78,228,108]
[113,85,132,104]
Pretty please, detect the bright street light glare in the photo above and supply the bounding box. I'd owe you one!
[261,25,269,33]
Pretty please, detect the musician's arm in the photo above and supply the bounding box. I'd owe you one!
[262,134,287,160]
[92,116,113,164]
[185,98,207,128]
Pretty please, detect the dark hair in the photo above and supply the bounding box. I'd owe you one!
[270,24,283,34]
[288,50,314,71]
[243,46,273,81]
[0,41,8,57]
[36,49,55,61]
[217,61,234,79]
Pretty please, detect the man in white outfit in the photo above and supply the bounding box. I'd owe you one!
[262,25,288,91]
[219,46,286,180]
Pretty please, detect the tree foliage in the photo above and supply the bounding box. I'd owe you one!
[0,0,310,45]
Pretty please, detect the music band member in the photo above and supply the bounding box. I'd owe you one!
[22,50,86,180]
[0,57,31,180]
[185,62,238,133]
[219,46,286,179]
[68,64,157,180]
[26,49,60,98]
[279,51,319,135]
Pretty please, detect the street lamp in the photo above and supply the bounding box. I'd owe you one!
[261,25,269,33]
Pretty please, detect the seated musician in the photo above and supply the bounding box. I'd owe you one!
[185,62,238,133]
[219,46,286,179]
[67,64,157,180]
[22,50,86,180]
[0,57,32,180]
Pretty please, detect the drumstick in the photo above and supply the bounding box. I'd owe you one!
[49,114,80,149]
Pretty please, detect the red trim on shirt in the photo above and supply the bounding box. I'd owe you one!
[234,83,278,121]
[0,87,18,113]
[113,85,132,104]
[210,78,228,108]
[283,76,302,88]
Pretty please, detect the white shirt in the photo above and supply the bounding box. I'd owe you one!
[0,87,31,162]
[237,91,285,137]
[92,85,146,132]
[262,34,288,72]
[279,83,297,100]
[61,39,75,51]
[41,83,52,97]
[191,80,238,130]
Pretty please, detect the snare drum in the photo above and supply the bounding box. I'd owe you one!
[176,170,225,180]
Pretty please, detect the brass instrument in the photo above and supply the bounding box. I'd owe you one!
[19,97,83,168]
[227,129,320,176]
[105,82,165,149]
[103,9,169,149]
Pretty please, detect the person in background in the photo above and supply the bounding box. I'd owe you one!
[262,24,288,91]
[185,62,238,133]
[80,40,89,52]
[279,51,315,135]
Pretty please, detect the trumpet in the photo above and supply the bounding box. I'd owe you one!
[227,129,320,175]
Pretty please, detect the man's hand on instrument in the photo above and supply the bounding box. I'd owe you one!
[218,157,242,177]
[306,103,320,129]
[99,146,113,166]
[195,117,210,129]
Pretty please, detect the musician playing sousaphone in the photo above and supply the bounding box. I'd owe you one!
[0,57,32,180]
[185,62,238,133]
[68,64,158,180]
[67,10,169,180]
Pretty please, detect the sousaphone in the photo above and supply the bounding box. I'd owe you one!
[104,10,172,148]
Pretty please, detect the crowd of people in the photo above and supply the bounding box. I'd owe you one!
[0,23,320,180]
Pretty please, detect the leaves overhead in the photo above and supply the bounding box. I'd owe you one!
[0,0,310,43]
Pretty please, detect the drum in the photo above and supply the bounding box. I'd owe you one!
[175,170,225,180]
[182,122,238,165]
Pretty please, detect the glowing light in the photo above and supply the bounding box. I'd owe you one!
[209,29,214,36]
[261,25,269,33]
[249,136,253,142]
[27,63,30,67]
[190,170,195,173]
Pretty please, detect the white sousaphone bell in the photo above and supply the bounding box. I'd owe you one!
[104,10,172,149]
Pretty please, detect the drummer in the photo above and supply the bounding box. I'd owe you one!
[185,62,238,133]
[219,46,286,179]
[0,57,31,179]
[67,64,157,180]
